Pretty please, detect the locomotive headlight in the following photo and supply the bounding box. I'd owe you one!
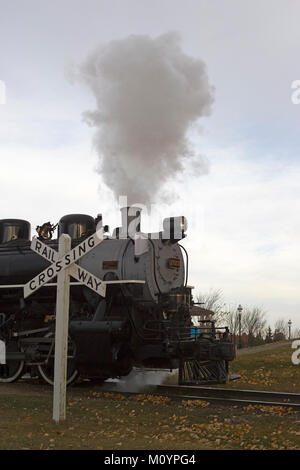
[162,216,187,242]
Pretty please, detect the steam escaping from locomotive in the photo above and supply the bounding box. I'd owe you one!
[76,32,214,204]
[112,369,175,393]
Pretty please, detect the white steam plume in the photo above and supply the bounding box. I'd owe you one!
[105,368,176,393]
[76,32,214,204]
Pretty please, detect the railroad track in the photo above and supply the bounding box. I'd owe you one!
[12,377,300,410]
[153,384,300,410]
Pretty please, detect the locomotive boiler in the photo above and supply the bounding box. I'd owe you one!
[0,207,235,385]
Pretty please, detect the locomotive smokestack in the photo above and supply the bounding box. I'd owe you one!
[121,206,141,239]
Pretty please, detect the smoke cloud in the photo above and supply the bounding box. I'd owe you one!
[77,32,214,204]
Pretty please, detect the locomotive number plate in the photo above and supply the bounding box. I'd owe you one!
[168,258,180,269]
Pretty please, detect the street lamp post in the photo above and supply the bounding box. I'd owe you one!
[237,304,243,349]
[288,319,292,340]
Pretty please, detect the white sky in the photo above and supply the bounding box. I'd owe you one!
[0,0,300,330]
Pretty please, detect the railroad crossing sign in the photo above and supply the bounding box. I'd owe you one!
[24,230,106,299]
[23,228,145,423]
[24,229,105,423]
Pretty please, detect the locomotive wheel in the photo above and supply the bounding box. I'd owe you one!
[0,341,25,383]
[37,332,79,386]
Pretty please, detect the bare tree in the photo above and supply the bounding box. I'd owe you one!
[194,291,269,347]
[242,307,267,344]
[195,288,225,325]
[273,318,288,341]
[223,306,240,337]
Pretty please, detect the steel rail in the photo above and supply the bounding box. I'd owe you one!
[154,384,300,410]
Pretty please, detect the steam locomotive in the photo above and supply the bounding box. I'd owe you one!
[0,207,235,385]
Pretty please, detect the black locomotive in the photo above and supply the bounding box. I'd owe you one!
[0,208,235,385]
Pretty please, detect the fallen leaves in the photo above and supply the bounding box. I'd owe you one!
[91,392,127,401]
[182,400,210,408]
[131,394,172,404]
[243,404,294,415]
[1,356,300,451]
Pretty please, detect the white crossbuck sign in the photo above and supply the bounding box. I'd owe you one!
[24,231,106,298]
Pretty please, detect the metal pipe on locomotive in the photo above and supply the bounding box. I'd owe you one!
[0,207,235,385]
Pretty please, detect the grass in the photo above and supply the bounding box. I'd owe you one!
[228,342,300,392]
[0,387,299,450]
[0,343,299,450]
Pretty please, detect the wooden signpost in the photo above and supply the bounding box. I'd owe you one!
[24,229,105,423]
[0,339,5,365]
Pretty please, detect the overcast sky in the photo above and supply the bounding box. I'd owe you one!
[1,0,300,330]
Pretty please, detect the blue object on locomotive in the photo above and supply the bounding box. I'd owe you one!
[190,326,200,339]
